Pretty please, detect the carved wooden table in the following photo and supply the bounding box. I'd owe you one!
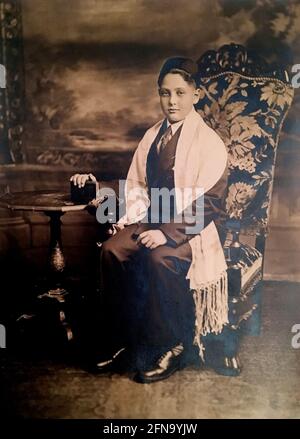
[0,190,89,341]
[0,190,89,298]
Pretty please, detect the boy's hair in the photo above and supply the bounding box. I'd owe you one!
[158,68,197,88]
[157,56,199,88]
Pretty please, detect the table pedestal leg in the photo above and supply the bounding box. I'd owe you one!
[36,211,73,340]
[37,211,68,301]
[47,211,65,272]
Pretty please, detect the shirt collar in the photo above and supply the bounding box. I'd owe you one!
[166,108,194,135]
[167,119,184,135]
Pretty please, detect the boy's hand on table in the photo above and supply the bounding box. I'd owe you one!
[70,173,99,191]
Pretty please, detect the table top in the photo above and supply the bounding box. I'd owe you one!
[0,190,89,212]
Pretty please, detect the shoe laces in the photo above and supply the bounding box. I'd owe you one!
[96,347,126,367]
[157,343,184,366]
[112,347,126,359]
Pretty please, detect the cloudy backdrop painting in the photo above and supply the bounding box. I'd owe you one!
[21,0,300,175]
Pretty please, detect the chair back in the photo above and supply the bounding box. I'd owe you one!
[195,43,294,233]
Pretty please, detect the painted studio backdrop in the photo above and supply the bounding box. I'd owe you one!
[1,0,300,284]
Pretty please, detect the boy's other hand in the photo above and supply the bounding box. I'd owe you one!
[137,230,167,249]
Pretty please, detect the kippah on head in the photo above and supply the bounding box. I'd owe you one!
[158,56,198,86]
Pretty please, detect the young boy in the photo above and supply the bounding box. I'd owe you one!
[70,57,228,383]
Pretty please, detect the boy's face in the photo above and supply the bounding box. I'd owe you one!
[159,73,200,123]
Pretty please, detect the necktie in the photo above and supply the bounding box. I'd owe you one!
[158,125,173,153]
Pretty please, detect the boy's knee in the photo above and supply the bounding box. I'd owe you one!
[101,238,120,259]
[101,234,133,263]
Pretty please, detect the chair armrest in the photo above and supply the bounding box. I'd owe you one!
[223,220,242,268]
[255,227,268,254]
[226,230,242,269]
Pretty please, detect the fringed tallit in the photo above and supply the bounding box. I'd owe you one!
[187,220,228,361]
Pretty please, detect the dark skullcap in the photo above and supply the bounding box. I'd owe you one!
[158,56,199,86]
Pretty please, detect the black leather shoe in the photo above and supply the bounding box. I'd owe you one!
[89,347,126,373]
[133,344,185,384]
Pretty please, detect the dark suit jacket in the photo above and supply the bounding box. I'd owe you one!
[142,119,228,248]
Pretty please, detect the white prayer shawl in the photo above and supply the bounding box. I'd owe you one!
[117,108,228,359]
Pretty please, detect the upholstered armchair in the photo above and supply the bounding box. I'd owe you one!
[194,43,294,375]
[93,43,293,377]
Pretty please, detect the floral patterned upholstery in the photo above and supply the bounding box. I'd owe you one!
[196,43,293,269]
[196,66,293,231]
[194,44,294,374]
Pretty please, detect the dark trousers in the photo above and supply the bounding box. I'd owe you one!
[98,223,195,355]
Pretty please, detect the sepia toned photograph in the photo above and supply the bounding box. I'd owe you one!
[0,0,300,422]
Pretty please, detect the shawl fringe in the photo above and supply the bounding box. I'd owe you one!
[192,270,228,362]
